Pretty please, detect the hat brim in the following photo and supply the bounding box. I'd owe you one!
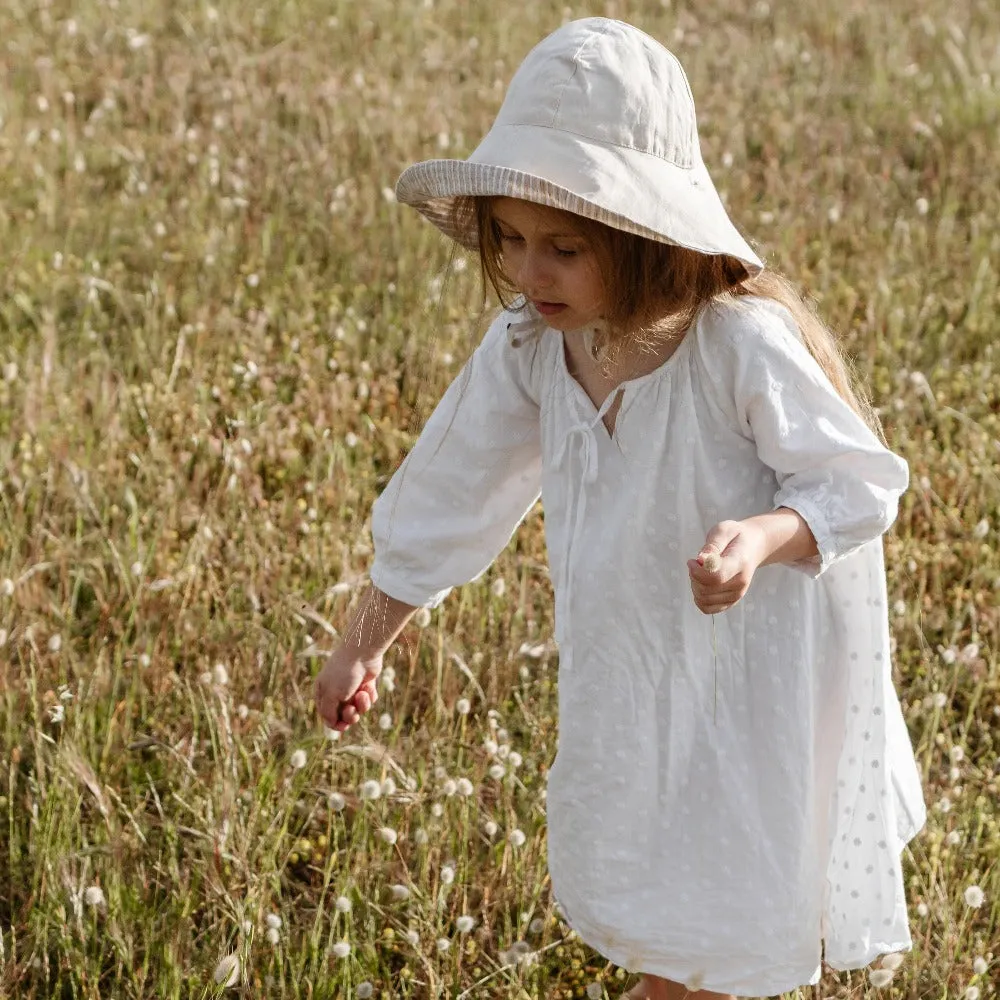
[395,123,764,275]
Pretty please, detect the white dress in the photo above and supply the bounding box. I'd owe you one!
[368,295,927,997]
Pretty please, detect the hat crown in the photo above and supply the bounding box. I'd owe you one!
[495,18,698,168]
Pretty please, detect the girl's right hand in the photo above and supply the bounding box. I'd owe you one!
[315,645,383,732]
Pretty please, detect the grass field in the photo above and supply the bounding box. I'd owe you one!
[0,0,998,997]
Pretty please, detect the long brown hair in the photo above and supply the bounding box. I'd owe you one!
[451,195,881,435]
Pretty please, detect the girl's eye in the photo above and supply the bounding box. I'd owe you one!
[555,248,578,258]
[498,233,522,244]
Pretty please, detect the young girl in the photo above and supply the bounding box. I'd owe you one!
[316,17,926,1000]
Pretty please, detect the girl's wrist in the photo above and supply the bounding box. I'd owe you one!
[740,508,818,568]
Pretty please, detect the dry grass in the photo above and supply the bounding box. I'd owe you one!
[0,0,998,997]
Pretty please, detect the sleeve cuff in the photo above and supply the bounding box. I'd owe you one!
[771,492,838,578]
[368,563,452,609]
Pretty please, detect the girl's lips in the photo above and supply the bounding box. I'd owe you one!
[533,301,567,316]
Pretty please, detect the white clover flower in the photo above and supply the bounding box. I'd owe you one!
[330,940,351,958]
[966,988,980,1000]
[435,938,451,953]
[949,745,965,763]
[389,884,410,901]
[964,885,985,908]
[455,915,475,933]
[586,984,603,999]
[356,983,374,999]
[973,518,990,539]
[880,953,905,970]
[869,968,895,988]
[213,954,240,987]
[48,703,65,724]
[139,653,151,668]
[892,599,906,617]
[289,749,307,770]
[265,927,280,945]
[972,956,988,975]
[440,865,455,885]
[265,913,282,930]
[490,577,506,597]
[496,744,510,759]
[456,777,474,796]
[509,829,526,848]
[335,896,352,913]
[915,197,929,216]
[212,662,229,685]
[413,607,431,628]
[916,901,929,917]
[241,920,252,934]
[200,670,214,686]
[378,713,392,731]
[344,431,359,449]
[441,778,457,797]
[381,777,396,797]
[946,830,962,846]
[84,885,105,907]
[245,273,260,288]
[489,764,505,780]
[483,738,499,755]
[378,827,398,845]
[1,578,14,597]
[328,792,346,811]
[404,929,420,947]
[455,698,471,715]
[483,820,498,838]
[48,634,62,653]
[414,828,429,844]
[933,692,948,709]
[960,643,980,664]
[529,917,545,934]
[359,779,381,800]
[509,751,523,769]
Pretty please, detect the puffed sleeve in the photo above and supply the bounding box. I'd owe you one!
[367,310,544,607]
[701,297,908,576]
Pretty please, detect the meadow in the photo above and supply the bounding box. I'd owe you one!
[0,0,998,997]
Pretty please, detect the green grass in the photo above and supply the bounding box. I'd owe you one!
[0,0,998,997]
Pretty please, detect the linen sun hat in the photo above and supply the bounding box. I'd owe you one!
[395,17,763,275]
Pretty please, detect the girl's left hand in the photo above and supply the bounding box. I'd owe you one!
[687,519,767,615]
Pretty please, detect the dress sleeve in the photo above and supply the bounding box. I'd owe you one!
[367,311,544,607]
[704,298,909,577]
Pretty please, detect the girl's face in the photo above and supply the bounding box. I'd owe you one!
[491,198,606,332]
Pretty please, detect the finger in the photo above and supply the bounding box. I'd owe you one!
[687,559,722,585]
[340,703,359,726]
[353,689,372,714]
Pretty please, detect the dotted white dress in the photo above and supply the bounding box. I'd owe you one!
[369,296,927,996]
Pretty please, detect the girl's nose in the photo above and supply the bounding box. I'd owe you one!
[515,251,551,292]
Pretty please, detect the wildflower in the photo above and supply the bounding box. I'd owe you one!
[289,750,307,770]
[328,792,346,811]
[964,885,985,908]
[377,827,398,845]
[265,927,280,945]
[915,197,929,216]
[949,745,964,763]
[414,828,429,844]
[490,577,506,597]
[483,820,498,838]
[973,518,990,539]
[456,915,475,933]
[84,885,105,907]
[509,751,523,769]
[359,779,381,800]
[483,738,499,755]
[456,698,471,715]
[959,643,980,664]
[265,913,281,930]
[441,778,457,796]
[335,896,352,913]
[357,983,374,999]
[586,984,603,1000]
[973,957,988,975]
[509,829,526,847]
[404,929,420,946]
[330,940,351,958]
[48,634,62,653]
[946,830,962,846]
[413,607,431,628]
[869,968,895,988]
[381,777,396,796]
[966,989,980,1000]
[378,713,392,731]
[933,692,948,709]
[436,938,451,952]
[456,777,474,796]
[440,865,455,885]
[245,273,260,288]
[389,884,410,901]
[489,764,505,780]
[48,703,65,724]
[916,901,929,917]
[892,599,906,617]
[529,917,545,934]
[214,954,240,987]
[880,953,904,970]
[345,432,359,449]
